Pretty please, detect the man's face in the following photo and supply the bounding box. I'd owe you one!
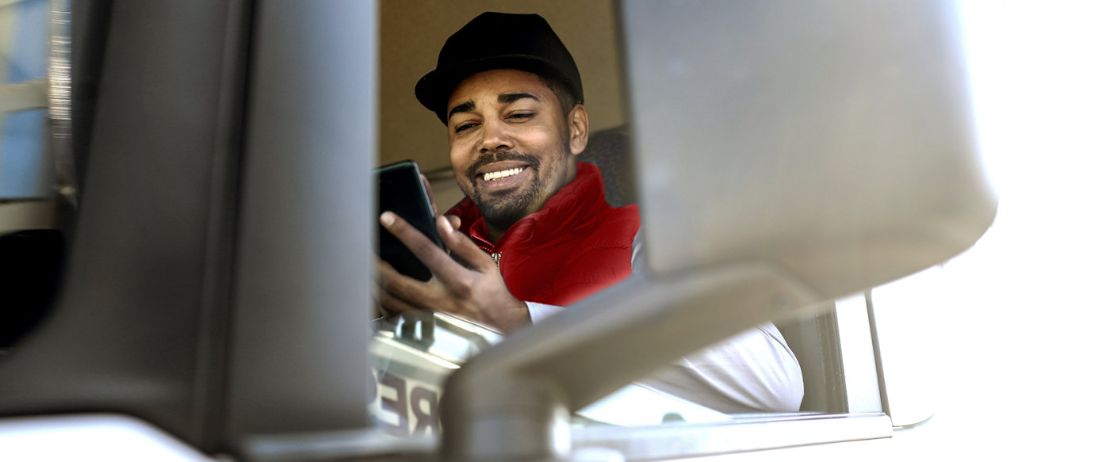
[446,69,583,231]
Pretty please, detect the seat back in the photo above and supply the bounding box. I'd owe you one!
[578,125,638,207]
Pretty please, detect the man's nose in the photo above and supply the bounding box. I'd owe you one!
[478,120,512,154]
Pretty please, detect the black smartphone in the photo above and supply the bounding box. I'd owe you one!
[376,160,444,281]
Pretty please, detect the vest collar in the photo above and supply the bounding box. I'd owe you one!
[448,162,609,253]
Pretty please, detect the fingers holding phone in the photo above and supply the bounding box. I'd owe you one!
[376,212,528,332]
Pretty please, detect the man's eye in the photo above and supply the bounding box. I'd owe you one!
[454,122,478,133]
[507,112,534,121]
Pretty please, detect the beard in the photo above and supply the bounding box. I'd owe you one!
[464,150,544,231]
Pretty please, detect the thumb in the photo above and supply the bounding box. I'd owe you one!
[446,214,462,231]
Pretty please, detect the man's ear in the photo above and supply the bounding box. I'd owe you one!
[567,105,590,156]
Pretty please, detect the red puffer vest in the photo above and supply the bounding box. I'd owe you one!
[446,162,640,306]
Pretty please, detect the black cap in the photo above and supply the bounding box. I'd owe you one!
[415,12,583,124]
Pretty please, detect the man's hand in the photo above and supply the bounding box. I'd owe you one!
[376,211,530,332]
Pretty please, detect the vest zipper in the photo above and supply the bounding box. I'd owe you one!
[491,252,502,269]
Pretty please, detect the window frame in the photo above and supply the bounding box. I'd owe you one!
[566,293,894,459]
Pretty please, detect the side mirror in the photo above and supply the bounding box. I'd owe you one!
[630,1,996,296]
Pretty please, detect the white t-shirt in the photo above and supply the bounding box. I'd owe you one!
[524,232,804,413]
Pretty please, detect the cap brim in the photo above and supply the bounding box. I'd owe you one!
[415,55,577,124]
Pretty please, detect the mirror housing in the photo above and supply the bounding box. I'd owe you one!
[631,0,995,297]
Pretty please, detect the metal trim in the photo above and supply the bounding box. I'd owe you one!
[573,413,893,460]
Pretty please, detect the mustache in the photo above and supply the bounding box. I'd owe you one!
[465,150,541,181]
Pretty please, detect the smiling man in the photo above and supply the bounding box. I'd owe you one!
[446,69,587,243]
[379,12,639,331]
[377,12,803,413]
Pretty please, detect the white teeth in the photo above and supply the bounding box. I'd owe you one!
[483,167,524,181]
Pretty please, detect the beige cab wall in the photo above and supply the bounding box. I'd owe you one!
[379,0,627,210]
